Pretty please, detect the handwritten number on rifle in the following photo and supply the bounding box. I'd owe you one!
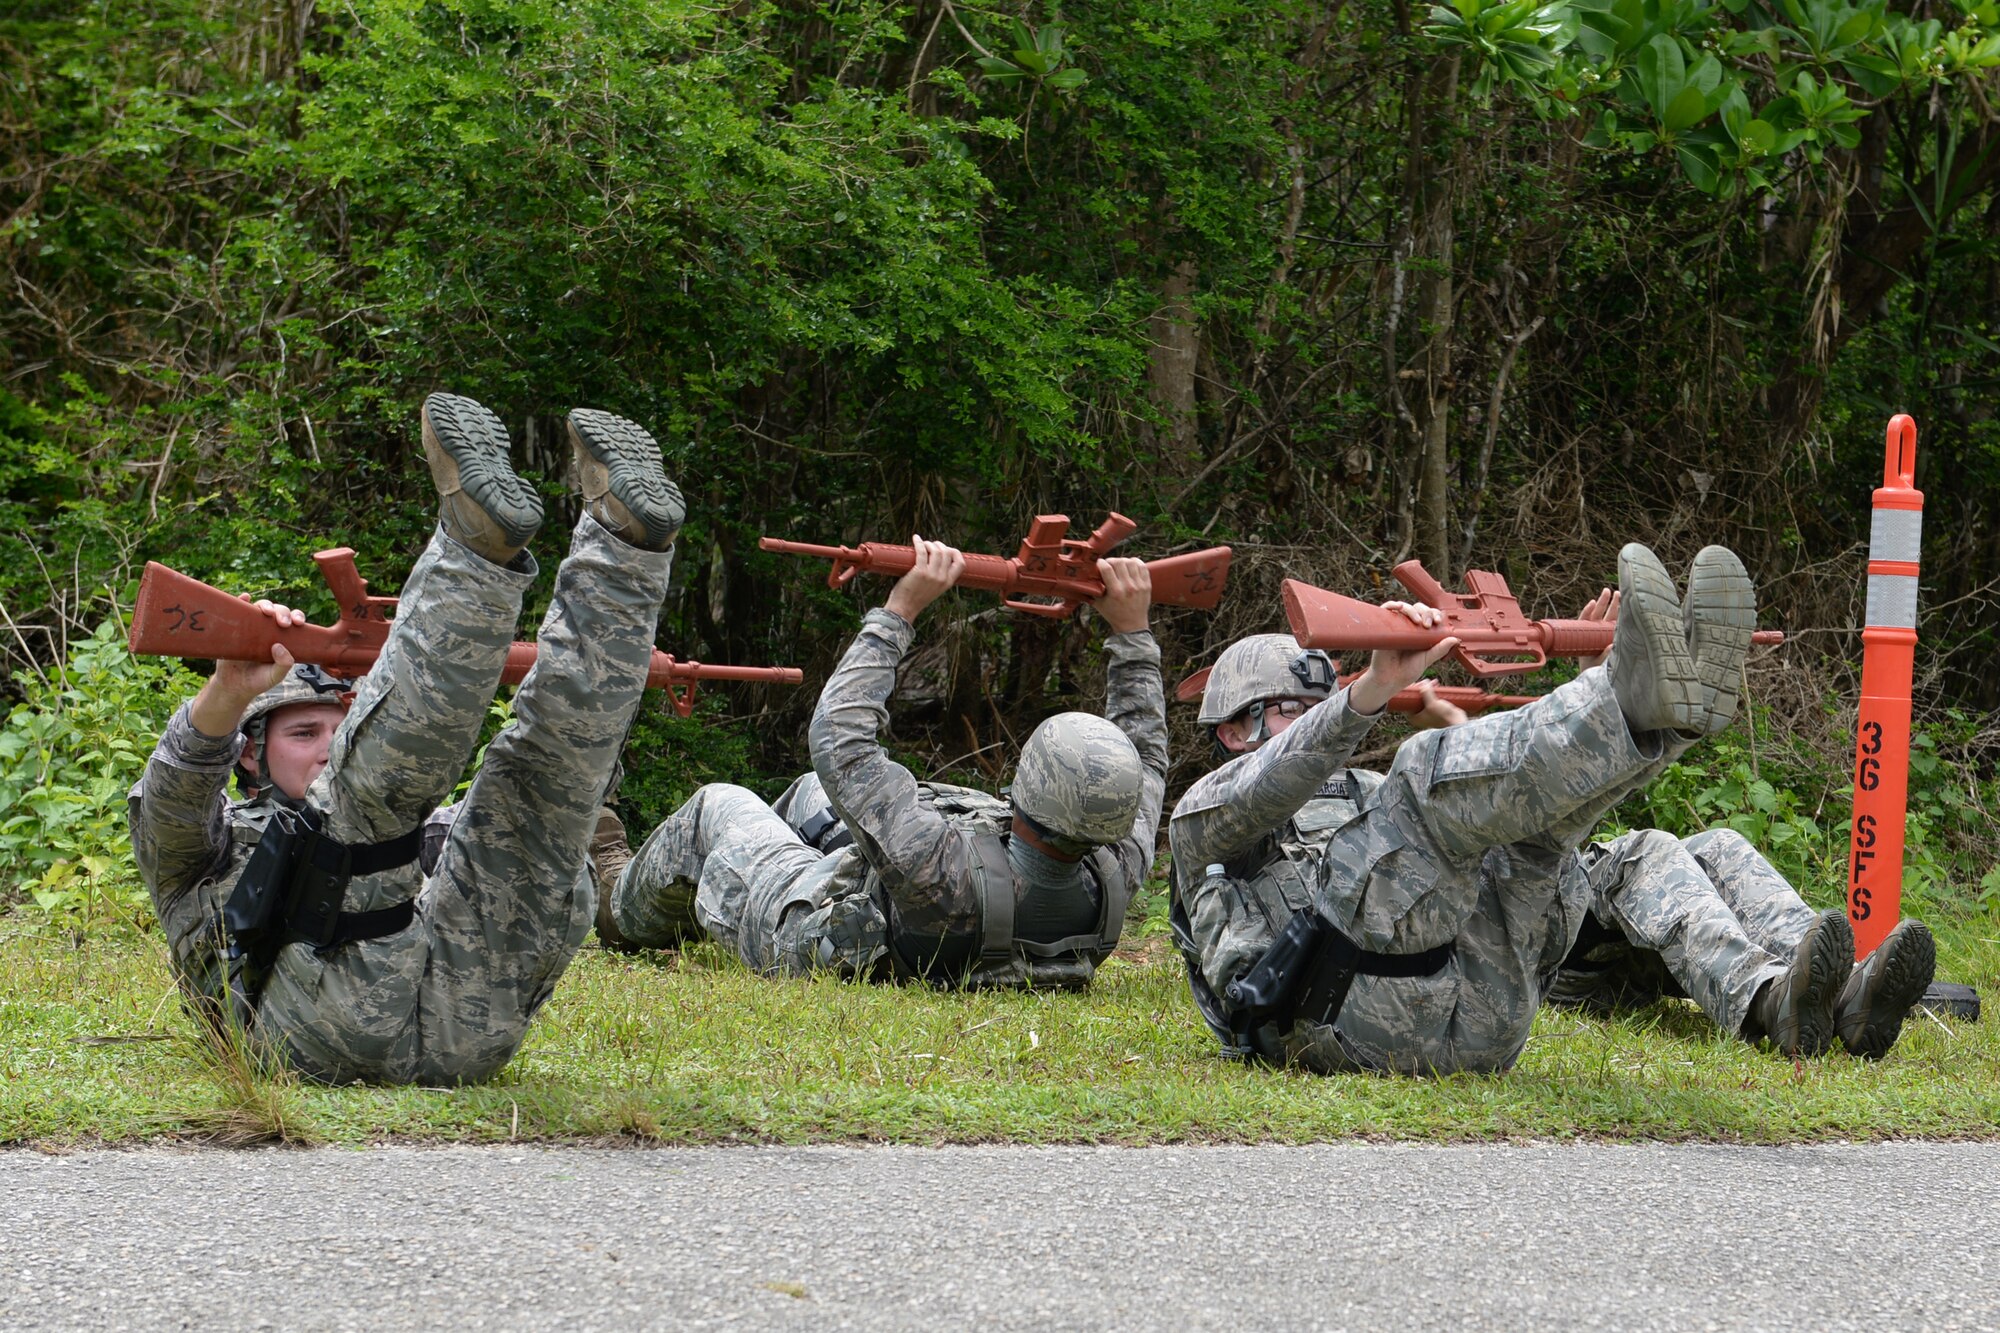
[162,604,207,634]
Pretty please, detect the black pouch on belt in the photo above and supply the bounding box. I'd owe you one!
[220,805,422,1029]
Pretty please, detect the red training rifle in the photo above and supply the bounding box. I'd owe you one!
[760,513,1232,619]
[1174,666,1537,718]
[1282,561,1783,679]
[127,548,803,718]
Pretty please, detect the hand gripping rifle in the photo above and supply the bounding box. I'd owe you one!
[1282,560,1783,679]
[1174,667,1536,717]
[127,548,804,717]
[759,513,1233,619]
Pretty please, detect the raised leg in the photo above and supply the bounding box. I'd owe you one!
[1317,666,1666,953]
[307,525,531,846]
[1589,829,1789,1035]
[260,523,538,1082]
[411,512,674,1081]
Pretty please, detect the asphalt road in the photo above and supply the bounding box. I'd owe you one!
[3,1142,1996,1331]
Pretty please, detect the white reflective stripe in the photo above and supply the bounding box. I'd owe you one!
[1865,573,1919,629]
[1868,507,1922,563]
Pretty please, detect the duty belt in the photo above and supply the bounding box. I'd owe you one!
[1221,904,1454,1063]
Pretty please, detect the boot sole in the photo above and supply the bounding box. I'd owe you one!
[421,393,543,550]
[1685,546,1756,735]
[1616,545,1703,734]
[1791,909,1855,1058]
[567,409,685,550]
[1840,921,1937,1059]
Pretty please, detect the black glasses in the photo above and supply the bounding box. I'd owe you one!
[1226,697,1312,744]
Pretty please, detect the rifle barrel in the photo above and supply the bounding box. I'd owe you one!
[758,537,854,560]
[662,661,806,684]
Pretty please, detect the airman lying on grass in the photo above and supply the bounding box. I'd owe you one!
[600,537,1168,991]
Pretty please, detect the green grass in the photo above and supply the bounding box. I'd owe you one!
[4,915,1998,1147]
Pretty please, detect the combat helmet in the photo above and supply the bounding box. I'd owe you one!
[1011,712,1144,848]
[234,664,355,797]
[1194,633,1336,727]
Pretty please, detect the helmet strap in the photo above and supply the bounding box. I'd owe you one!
[233,724,265,799]
[1009,810,1088,863]
[1220,701,1279,750]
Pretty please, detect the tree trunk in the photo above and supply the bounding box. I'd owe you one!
[1147,259,1201,460]
[1407,54,1460,574]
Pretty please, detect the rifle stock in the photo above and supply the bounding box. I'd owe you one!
[130,561,384,673]
[128,554,802,718]
[760,512,1231,618]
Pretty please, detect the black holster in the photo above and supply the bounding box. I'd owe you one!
[221,804,422,1029]
[1222,905,1455,1064]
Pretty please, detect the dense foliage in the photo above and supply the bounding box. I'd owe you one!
[3,0,1998,918]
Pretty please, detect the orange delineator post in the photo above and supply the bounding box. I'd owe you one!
[1848,415,1921,958]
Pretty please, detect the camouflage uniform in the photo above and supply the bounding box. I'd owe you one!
[129,515,674,1083]
[1549,828,1816,1036]
[614,607,1169,987]
[1171,665,1682,1075]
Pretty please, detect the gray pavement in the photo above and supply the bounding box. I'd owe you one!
[2,1142,1996,1331]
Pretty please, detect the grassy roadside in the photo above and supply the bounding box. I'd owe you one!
[4,918,1998,1148]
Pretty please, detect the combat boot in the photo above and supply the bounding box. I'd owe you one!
[567,409,686,552]
[420,392,544,565]
[1835,918,1936,1059]
[590,807,638,953]
[1683,546,1757,736]
[1745,908,1854,1057]
[1606,544,1704,735]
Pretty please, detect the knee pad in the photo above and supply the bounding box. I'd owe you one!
[774,891,888,978]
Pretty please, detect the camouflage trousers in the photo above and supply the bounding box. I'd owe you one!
[1297,666,1681,1076]
[612,773,876,975]
[255,515,673,1083]
[1555,828,1813,1036]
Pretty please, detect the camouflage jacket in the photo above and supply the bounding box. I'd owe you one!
[129,702,428,1013]
[809,607,1169,985]
[1166,688,1382,1008]
[127,703,271,1007]
[1168,685,1382,890]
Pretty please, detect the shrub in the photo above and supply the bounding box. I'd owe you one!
[0,621,200,932]
[1613,703,2000,924]
[612,693,772,838]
